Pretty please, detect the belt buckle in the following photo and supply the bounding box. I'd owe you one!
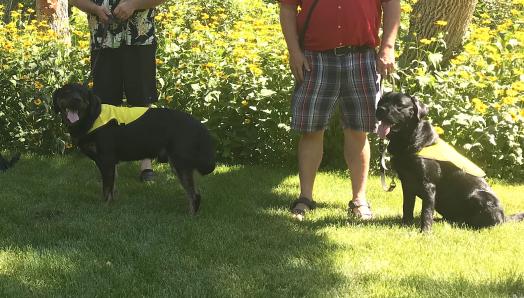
[333,46,347,56]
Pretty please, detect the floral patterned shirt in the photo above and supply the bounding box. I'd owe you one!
[88,0,156,50]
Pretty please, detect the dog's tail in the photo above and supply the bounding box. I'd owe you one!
[506,212,524,223]
[195,128,216,176]
[0,152,20,171]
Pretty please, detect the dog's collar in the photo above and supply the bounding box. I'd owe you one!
[417,138,486,177]
[88,104,149,133]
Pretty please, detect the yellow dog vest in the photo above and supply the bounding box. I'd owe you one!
[417,138,486,177]
[88,104,149,133]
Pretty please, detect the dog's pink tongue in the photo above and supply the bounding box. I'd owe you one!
[67,110,79,123]
[377,122,391,139]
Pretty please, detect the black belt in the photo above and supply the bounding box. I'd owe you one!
[324,45,371,56]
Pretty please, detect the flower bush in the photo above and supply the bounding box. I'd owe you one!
[0,0,522,180]
[0,3,89,154]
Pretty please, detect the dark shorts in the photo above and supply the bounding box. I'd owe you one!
[91,43,158,107]
[291,48,380,133]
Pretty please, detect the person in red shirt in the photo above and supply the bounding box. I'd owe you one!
[280,0,400,220]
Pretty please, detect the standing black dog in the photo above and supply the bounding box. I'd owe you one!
[52,83,216,214]
[376,92,524,231]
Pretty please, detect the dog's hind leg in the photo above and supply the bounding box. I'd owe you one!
[169,158,200,215]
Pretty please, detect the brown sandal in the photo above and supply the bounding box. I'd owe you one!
[290,197,317,221]
[348,200,373,220]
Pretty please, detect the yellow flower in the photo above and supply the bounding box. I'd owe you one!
[248,64,263,76]
[459,71,471,80]
[65,143,73,149]
[512,81,524,91]
[34,98,42,106]
[520,109,524,117]
[503,97,516,105]
[400,3,412,13]
[471,98,482,105]
[34,81,43,90]
[156,58,162,65]
[244,118,251,124]
[165,95,173,103]
[475,103,487,114]
[434,126,444,135]
[435,20,448,26]
[241,100,248,106]
[419,39,432,45]
[464,43,479,55]
[88,81,93,88]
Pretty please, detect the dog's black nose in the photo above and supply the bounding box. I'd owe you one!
[376,106,387,119]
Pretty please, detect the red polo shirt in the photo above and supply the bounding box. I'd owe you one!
[281,0,390,51]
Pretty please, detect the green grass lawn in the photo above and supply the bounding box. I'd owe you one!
[1,155,523,297]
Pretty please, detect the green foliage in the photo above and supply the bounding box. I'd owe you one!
[0,0,522,180]
[154,0,294,164]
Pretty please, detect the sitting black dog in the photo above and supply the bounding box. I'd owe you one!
[52,83,216,214]
[0,153,20,172]
[376,92,524,231]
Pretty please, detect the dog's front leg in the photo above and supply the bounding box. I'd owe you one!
[420,183,437,232]
[99,159,117,203]
[401,184,416,226]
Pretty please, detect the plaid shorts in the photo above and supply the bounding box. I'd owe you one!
[291,48,380,132]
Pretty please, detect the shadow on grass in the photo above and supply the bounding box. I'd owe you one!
[1,156,522,297]
[0,156,346,296]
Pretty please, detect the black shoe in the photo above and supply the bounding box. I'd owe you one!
[139,169,154,182]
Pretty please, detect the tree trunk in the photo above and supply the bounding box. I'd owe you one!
[36,0,70,44]
[399,0,478,67]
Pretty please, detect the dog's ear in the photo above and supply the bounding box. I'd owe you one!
[87,87,101,115]
[410,96,428,120]
[52,87,62,114]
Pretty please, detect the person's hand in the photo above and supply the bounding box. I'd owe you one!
[95,5,111,24]
[376,46,396,77]
[113,0,136,21]
[289,49,310,83]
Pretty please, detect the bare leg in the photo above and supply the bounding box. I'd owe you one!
[140,159,152,171]
[139,159,154,182]
[293,130,324,220]
[343,128,372,219]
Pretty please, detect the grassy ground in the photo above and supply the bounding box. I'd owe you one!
[0,155,523,297]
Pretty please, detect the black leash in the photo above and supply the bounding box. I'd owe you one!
[380,140,396,192]
[379,75,397,192]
